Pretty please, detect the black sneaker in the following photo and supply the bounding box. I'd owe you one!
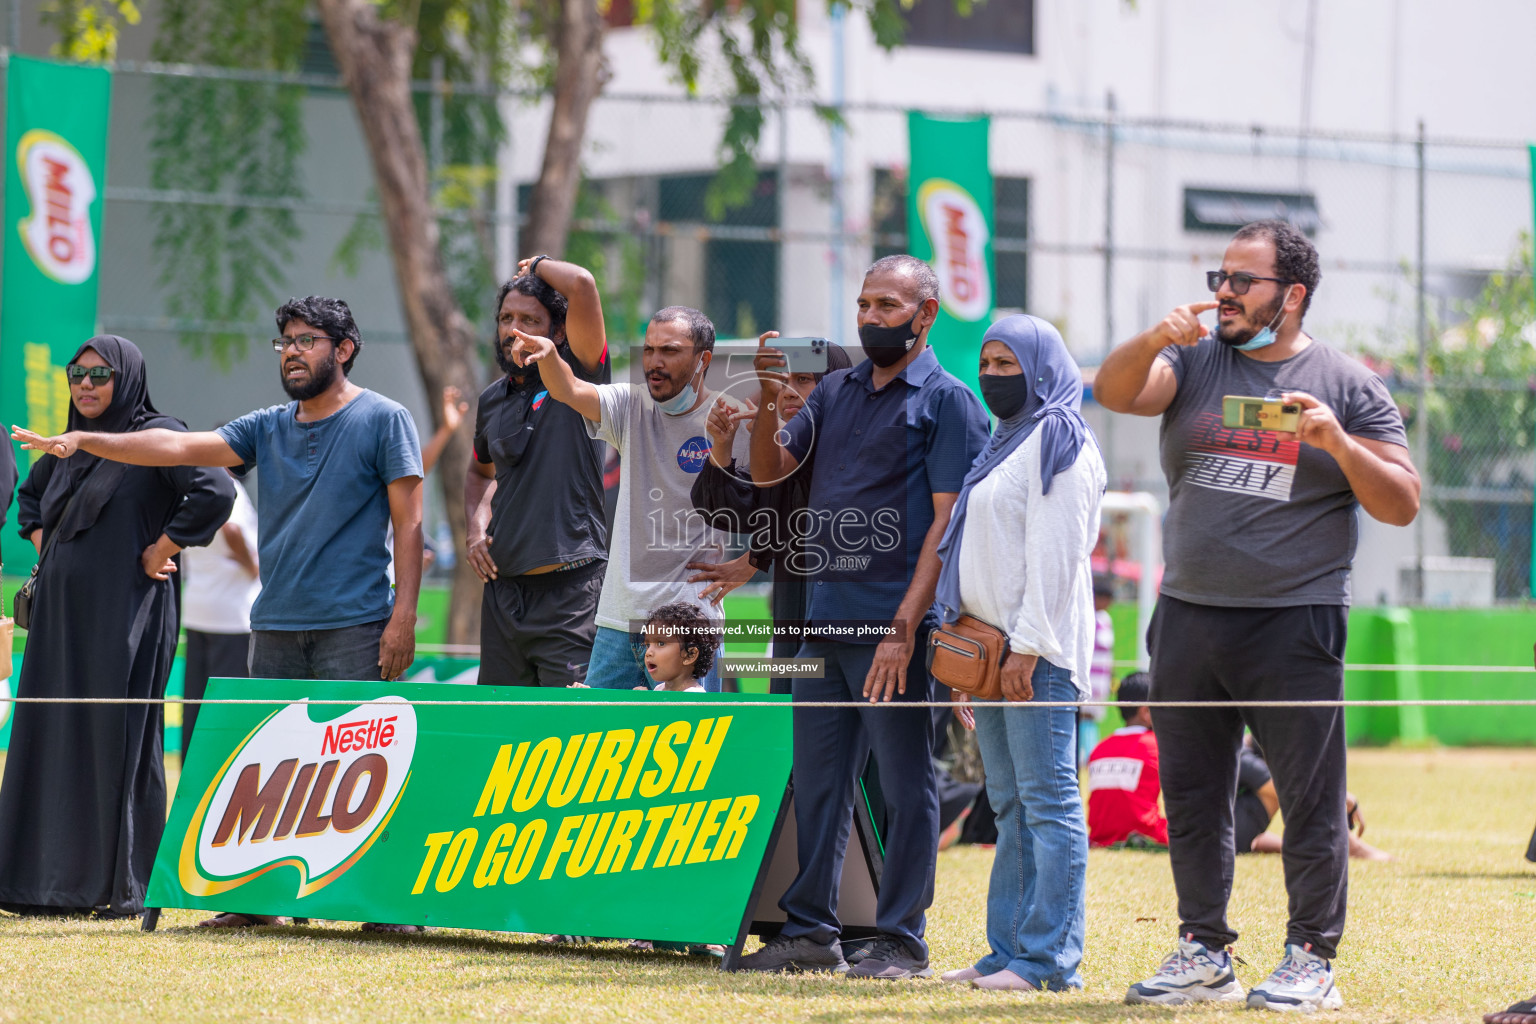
[735,933,848,974]
[842,938,876,965]
[844,934,932,979]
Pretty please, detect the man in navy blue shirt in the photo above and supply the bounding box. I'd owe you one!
[739,255,990,978]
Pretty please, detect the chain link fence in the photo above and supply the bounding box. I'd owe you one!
[8,60,1531,602]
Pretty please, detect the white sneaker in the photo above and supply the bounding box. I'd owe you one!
[1125,935,1247,1005]
[1247,944,1344,1012]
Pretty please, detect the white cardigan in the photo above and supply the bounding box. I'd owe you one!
[956,430,1106,699]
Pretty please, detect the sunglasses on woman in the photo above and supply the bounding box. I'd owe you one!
[66,365,115,384]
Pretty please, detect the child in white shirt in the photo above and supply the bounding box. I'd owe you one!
[640,602,719,692]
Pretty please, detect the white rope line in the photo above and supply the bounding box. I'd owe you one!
[403,645,1536,674]
[0,697,1534,709]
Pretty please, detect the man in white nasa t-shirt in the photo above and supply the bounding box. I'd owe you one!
[510,305,754,691]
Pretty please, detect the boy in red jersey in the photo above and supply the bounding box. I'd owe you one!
[1087,673,1168,848]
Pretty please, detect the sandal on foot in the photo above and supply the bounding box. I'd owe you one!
[1486,999,1536,1024]
[197,912,278,928]
[541,934,596,945]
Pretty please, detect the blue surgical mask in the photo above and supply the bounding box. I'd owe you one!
[1222,286,1291,352]
[656,360,702,415]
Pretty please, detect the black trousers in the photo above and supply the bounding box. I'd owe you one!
[181,630,251,764]
[478,560,603,687]
[1149,596,1350,959]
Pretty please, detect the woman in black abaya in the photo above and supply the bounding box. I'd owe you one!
[0,336,233,917]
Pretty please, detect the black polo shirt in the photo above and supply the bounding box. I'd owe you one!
[781,347,989,639]
[472,342,610,576]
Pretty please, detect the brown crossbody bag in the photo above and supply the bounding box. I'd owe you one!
[927,615,1010,701]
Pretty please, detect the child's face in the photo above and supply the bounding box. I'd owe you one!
[644,631,698,685]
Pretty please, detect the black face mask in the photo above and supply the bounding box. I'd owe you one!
[858,314,921,368]
[980,373,1031,421]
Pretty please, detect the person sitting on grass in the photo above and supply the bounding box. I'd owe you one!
[1087,672,1169,849]
[1235,736,1389,861]
[1488,996,1536,1023]
[639,602,719,693]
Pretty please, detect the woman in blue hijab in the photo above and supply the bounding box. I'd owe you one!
[935,314,1105,993]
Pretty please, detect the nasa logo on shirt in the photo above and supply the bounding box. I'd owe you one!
[676,436,711,474]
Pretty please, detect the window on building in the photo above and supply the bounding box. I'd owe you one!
[993,177,1029,310]
[872,168,908,262]
[604,0,636,28]
[299,19,341,78]
[870,169,1030,311]
[901,0,1034,56]
[1183,187,1321,234]
[658,172,779,339]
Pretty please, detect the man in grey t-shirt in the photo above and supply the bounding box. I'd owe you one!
[1095,220,1420,1012]
[510,305,755,692]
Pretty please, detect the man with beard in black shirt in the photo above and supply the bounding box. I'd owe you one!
[466,257,611,685]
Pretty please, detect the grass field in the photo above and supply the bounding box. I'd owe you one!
[0,747,1532,1023]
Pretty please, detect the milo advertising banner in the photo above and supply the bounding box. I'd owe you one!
[147,680,793,949]
[1,55,112,574]
[906,112,994,394]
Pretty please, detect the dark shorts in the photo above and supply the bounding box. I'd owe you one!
[479,560,603,687]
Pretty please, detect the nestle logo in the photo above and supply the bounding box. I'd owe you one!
[322,716,397,757]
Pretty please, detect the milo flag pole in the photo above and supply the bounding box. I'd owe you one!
[1529,144,1536,599]
[1,55,112,574]
[906,112,994,395]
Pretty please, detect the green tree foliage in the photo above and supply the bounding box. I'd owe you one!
[148,0,309,365]
[60,0,973,361]
[1368,237,1536,596]
[39,0,141,60]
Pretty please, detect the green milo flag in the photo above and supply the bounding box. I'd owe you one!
[907,112,994,394]
[147,680,793,942]
[1,55,112,574]
[1529,144,1536,599]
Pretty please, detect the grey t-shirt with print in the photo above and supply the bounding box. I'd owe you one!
[1156,337,1407,607]
[585,383,732,632]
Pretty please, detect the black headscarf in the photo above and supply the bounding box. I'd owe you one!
[822,342,854,377]
[40,335,184,542]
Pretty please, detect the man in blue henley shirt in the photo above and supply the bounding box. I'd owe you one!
[738,255,989,978]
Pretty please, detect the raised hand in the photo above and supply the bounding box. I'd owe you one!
[706,396,756,463]
[509,328,555,368]
[1151,301,1219,349]
[10,426,78,458]
[754,330,788,397]
[441,385,468,433]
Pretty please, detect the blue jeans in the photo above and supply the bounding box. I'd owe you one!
[249,619,389,681]
[779,633,938,958]
[586,625,721,692]
[971,657,1087,991]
